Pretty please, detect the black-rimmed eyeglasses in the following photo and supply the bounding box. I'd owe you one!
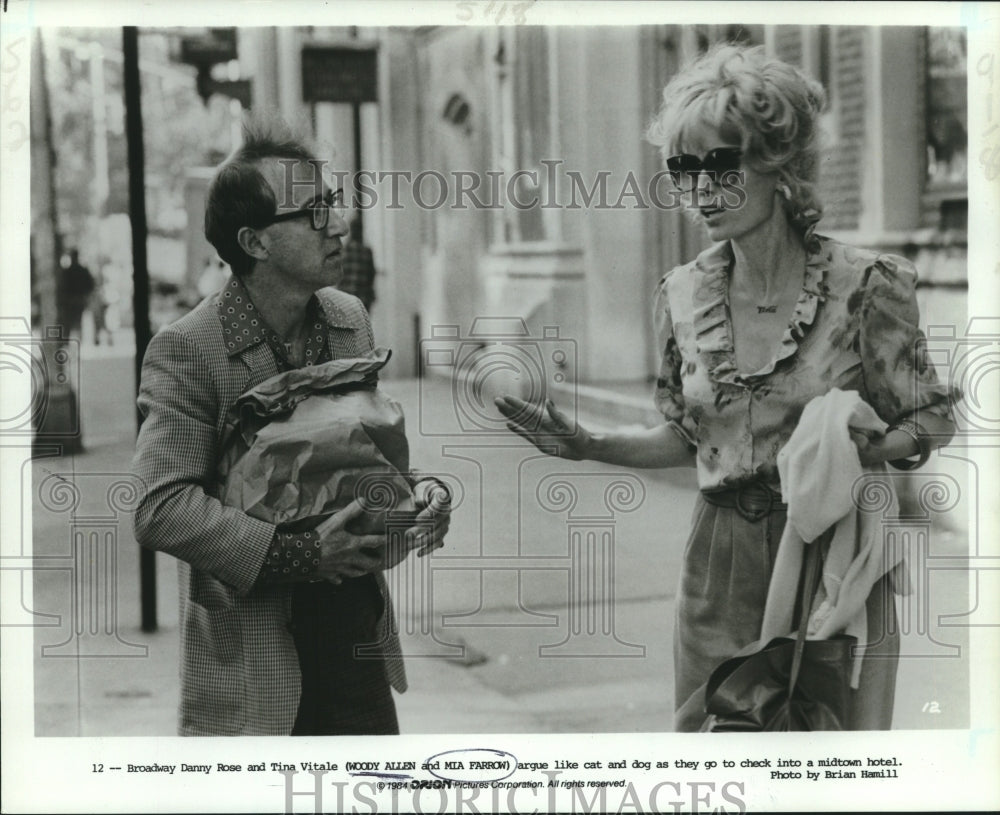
[665,148,742,191]
[260,187,346,232]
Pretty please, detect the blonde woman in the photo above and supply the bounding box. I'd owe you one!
[497,44,959,731]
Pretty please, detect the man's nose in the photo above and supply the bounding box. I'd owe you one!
[327,209,349,238]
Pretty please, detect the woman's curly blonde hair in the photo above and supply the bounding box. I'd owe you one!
[646,43,827,237]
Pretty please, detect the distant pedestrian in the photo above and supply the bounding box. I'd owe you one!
[59,249,95,339]
[338,216,376,312]
[91,269,106,345]
[92,265,120,346]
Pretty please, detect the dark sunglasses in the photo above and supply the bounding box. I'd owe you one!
[259,187,346,232]
[665,148,742,191]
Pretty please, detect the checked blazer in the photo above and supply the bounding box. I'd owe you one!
[132,285,406,736]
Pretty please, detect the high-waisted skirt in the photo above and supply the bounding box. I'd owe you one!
[673,494,900,732]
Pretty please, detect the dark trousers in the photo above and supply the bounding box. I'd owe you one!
[289,575,399,735]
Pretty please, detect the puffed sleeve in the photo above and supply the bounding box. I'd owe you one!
[859,253,961,424]
[652,271,698,450]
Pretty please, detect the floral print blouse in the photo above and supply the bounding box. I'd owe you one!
[652,235,959,492]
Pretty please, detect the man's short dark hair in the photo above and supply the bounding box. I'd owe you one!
[204,113,316,278]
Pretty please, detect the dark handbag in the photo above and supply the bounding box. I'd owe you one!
[702,544,857,731]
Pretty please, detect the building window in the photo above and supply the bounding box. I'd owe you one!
[697,24,762,53]
[925,27,967,189]
[817,25,832,91]
[801,26,838,145]
[491,27,551,246]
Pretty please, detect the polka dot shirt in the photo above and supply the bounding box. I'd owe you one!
[219,274,330,371]
[262,529,324,583]
[219,275,333,584]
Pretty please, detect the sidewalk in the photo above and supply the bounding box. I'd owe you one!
[30,349,688,736]
[28,346,970,736]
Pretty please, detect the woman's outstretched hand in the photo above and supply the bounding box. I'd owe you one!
[494,395,593,461]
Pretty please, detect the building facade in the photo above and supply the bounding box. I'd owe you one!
[222,24,967,395]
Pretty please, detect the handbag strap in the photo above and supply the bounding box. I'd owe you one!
[788,542,823,696]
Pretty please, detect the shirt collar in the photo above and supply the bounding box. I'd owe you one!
[216,275,333,360]
[690,235,830,385]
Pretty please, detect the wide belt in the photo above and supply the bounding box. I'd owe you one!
[701,481,787,523]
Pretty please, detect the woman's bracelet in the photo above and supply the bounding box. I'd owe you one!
[887,418,932,470]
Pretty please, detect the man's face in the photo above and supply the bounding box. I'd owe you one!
[254,157,348,293]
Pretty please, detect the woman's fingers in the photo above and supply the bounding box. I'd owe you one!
[494,393,587,460]
[494,393,527,412]
[493,394,520,418]
[545,398,572,432]
[495,394,543,422]
[495,395,561,434]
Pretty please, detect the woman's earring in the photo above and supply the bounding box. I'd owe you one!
[777,182,792,200]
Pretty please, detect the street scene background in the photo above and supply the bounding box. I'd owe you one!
[19,21,976,737]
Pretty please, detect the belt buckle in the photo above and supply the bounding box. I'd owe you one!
[735,482,772,523]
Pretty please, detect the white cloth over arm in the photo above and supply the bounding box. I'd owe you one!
[760,388,906,686]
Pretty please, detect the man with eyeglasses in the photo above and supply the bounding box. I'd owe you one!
[132,114,450,736]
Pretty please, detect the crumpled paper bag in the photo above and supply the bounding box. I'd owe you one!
[218,348,416,534]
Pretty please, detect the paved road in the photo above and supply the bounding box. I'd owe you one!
[26,346,970,736]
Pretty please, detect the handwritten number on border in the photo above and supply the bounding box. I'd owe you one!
[2,37,26,151]
[456,1,535,25]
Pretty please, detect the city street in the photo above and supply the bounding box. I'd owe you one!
[6,14,994,815]
[27,343,970,736]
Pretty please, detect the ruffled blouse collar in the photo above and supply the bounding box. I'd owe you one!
[691,233,830,386]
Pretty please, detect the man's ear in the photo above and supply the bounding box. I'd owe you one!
[237,226,269,262]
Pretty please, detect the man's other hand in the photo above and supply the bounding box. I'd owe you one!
[314,500,387,585]
[402,481,452,562]
[314,488,451,584]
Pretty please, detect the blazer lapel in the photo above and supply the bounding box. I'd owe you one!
[216,343,281,439]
